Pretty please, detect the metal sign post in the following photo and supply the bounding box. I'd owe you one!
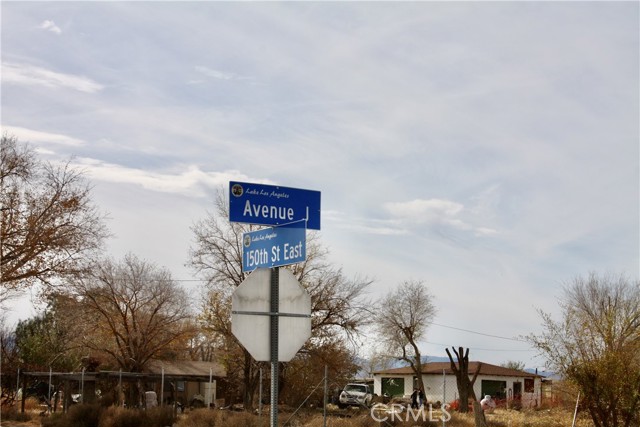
[270,267,279,427]
[229,181,319,427]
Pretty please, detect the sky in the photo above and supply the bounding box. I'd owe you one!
[1,1,638,369]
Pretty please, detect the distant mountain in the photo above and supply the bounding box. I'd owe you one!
[356,355,560,380]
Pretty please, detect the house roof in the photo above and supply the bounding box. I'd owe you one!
[145,360,226,378]
[374,361,538,378]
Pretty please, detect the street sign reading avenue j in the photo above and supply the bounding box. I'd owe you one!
[229,181,321,230]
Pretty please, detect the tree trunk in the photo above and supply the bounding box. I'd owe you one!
[473,401,488,427]
[446,346,481,413]
[457,376,469,413]
[242,350,254,409]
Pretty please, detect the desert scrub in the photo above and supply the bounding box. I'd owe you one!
[40,404,175,427]
[0,404,33,422]
[41,404,103,427]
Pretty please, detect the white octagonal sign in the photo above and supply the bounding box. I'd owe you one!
[232,268,311,362]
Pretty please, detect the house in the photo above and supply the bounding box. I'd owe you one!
[373,361,542,408]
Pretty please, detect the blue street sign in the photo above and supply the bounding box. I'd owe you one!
[229,181,321,230]
[242,224,307,272]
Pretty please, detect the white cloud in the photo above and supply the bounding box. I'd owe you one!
[75,159,255,197]
[1,62,104,93]
[195,66,236,80]
[39,20,62,34]
[475,227,498,237]
[385,199,464,224]
[384,198,498,238]
[1,126,85,146]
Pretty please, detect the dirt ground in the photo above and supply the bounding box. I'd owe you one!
[0,406,595,427]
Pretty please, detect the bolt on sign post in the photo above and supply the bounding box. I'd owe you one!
[229,181,319,427]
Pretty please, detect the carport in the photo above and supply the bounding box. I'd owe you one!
[20,361,225,414]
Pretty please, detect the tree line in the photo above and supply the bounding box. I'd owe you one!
[1,134,638,427]
[0,134,372,408]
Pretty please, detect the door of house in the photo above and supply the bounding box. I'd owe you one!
[481,380,507,400]
[513,382,522,398]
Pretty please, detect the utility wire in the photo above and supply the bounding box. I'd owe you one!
[424,341,533,352]
[426,321,528,343]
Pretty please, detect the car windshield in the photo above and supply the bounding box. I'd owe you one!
[344,384,367,393]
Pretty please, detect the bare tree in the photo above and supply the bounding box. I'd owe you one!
[0,134,108,303]
[500,360,526,371]
[374,280,436,394]
[71,253,195,372]
[528,273,640,427]
[445,346,481,413]
[188,188,372,408]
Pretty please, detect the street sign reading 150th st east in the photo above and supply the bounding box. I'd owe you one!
[229,181,321,230]
[242,224,306,272]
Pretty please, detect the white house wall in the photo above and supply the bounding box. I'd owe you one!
[374,374,542,407]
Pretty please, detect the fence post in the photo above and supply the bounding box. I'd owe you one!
[443,370,446,427]
[323,365,328,427]
[16,368,20,402]
[161,367,165,407]
[81,368,85,403]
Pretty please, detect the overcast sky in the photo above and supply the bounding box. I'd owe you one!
[2,1,638,368]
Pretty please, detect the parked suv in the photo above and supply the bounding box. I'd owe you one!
[338,383,374,408]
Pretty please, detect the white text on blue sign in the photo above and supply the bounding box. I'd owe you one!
[229,181,321,230]
[242,226,306,272]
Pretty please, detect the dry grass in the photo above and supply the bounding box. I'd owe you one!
[174,406,595,427]
[1,397,40,426]
[0,405,596,427]
[482,408,593,427]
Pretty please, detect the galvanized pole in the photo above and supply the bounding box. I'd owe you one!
[571,391,580,427]
[161,367,164,406]
[270,267,279,427]
[209,367,213,408]
[48,367,52,409]
[81,368,85,403]
[442,369,446,427]
[259,367,263,418]
[323,365,328,427]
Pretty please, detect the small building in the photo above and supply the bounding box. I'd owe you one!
[373,361,542,408]
[144,360,226,407]
[20,360,226,414]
